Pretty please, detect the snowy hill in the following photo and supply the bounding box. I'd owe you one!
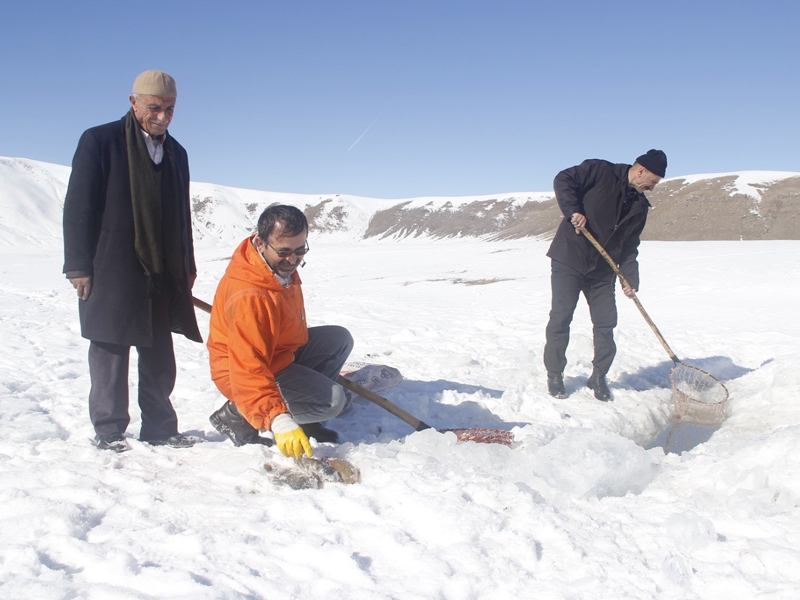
[1,156,798,249]
[0,157,70,247]
[188,182,399,247]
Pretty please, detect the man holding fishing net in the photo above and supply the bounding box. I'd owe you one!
[543,150,667,401]
[206,205,353,457]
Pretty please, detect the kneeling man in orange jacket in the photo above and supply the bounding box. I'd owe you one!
[207,205,353,458]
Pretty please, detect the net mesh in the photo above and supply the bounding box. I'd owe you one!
[670,363,728,423]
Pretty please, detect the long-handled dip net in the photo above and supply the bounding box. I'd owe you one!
[582,230,729,422]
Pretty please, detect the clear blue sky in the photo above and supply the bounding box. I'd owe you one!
[2,0,798,198]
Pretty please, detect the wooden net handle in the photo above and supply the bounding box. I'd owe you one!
[580,229,679,363]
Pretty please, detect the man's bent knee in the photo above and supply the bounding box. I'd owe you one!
[330,325,354,354]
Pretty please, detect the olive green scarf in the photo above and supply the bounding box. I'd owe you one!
[125,108,184,295]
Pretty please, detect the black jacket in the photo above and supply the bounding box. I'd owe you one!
[62,116,202,346]
[547,159,650,290]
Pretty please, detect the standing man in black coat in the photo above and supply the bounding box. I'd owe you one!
[543,150,667,401]
[63,70,203,452]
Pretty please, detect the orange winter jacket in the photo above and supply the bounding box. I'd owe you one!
[207,236,308,430]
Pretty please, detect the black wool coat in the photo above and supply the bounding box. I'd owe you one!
[62,116,202,346]
[547,159,651,290]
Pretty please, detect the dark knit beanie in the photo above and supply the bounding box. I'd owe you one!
[635,149,667,178]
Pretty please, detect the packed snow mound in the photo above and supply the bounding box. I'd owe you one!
[532,428,657,498]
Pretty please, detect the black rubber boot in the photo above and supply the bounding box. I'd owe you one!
[587,370,612,401]
[302,422,340,443]
[547,371,568,399]
[210,401,272,446]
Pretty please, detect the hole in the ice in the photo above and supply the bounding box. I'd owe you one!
[646,363,729,454]
[646,419,720,454]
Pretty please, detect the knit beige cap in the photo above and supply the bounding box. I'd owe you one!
[132,70,177,97]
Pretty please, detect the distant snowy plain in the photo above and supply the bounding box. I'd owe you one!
[1,158,800,599]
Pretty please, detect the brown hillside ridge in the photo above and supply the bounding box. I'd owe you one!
[360,175,800,241]
[643,175,800,241]
[182,172,799,242]
[365,198,563,240]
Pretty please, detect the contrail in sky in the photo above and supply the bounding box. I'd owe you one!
[348,116,381,151]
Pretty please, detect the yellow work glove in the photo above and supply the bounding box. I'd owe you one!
[271,413,313,459]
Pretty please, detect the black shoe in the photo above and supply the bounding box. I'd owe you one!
[141,434,200,448]
[587,370,612,401]
[210,401,272,447]
[547,371,568,399]
[95,433,130,453]
[302,422,340,444]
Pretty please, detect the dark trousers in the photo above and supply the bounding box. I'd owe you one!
[88,298,178,440]
[275,325,354,425]
[543,260,618,375]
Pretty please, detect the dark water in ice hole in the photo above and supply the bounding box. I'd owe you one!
[645,420,720,454]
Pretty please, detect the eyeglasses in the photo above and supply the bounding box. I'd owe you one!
[267,241,310,258]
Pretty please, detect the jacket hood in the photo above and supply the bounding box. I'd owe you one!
[224,236,302,291]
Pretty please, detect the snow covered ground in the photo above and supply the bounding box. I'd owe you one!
[2,232,799,599]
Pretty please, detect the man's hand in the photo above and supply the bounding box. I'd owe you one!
[69,276,92,300]
[271,413,313,459]
[570,212,586,234]
[622,285,637,298]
